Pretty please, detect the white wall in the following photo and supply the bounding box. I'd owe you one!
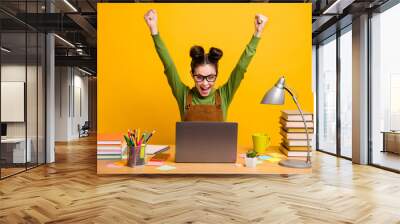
[55,67,89,141]
[72,73,89,138]
[1,65,37,138]
[55,67,70,141]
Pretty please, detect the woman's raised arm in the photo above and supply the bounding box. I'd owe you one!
[144,9,188,113]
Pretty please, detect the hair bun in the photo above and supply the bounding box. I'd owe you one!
[208,47,223,63]
[190,45,205,61]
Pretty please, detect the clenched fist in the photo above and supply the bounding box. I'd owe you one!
[254,14,268,37]
[144,9,158,35]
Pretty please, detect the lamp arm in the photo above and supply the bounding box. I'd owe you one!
[284,87,311,164]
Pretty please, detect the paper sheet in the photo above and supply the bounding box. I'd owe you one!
[146,145,170,155]
[156,165,176,171]
[258,155,272,160]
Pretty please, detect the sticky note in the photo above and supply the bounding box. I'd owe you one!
[269,153,285,158]
[258,155,272,160]
[147,161,164,166]
[157,165,176,171]
[267,157,282,162]
[107,163,123,168]
[114,161,126,166]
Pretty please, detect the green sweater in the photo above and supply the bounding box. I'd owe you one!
[152,34,260,121]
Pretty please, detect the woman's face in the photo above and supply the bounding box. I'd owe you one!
[192,64,217,97]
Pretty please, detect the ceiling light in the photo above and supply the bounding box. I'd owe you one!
[63,0,78,12]
[1,47,11,53]
[322,0,354,15]
[54,34,75,48]
[78,67,93,76]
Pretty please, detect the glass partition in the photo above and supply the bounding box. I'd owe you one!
[0,1,46,179]
[1,30,28,177]
[317,35,337,155]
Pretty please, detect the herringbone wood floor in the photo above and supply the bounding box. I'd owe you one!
[1,136,400,224]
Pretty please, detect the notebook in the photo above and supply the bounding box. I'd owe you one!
[145,145,170,155]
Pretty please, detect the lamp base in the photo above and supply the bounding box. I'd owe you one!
[278,159,311,169]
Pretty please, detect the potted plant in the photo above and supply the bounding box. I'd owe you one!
[245,150,258,168]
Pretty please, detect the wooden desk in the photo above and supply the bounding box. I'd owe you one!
[97,146,312,175]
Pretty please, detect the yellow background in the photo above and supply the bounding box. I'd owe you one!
[98,3,312,147]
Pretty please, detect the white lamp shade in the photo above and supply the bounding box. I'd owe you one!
[260,76,286,105]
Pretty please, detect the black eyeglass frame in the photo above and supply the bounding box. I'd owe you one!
[192,74,218,82]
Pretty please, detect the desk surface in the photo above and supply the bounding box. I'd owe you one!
[97,146,312,175]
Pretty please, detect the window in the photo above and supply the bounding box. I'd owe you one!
[371,2,400,171]
[317,35,337,154]
[339,27,352,158]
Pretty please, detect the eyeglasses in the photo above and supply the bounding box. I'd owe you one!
[192,74,217,83]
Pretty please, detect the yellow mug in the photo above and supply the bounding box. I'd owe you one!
[252,133,271,154]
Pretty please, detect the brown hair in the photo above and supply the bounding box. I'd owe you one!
[190,46,223,74]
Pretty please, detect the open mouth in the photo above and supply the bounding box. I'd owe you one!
[199,86,211,95]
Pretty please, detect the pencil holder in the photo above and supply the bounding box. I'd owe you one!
[127,144,146,167]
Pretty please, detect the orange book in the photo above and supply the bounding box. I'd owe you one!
[280,129,314,140]
[283,138,312,147]
[280,146,311,157]
[282,126,314,133]
[97,133,124,145]
[281,110,313,122]
[281,142,310,151]
[280,118,314,128]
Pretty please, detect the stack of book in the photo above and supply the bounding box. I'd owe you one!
[97,134,122,160]
[279,110,314,157]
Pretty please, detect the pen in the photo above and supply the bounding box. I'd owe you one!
[130,130,134,145]
[137,128,141,144]
[132,129,137,146]
[140,133,147,145]
[124,135,130,147]
[145,130,156,143]
[124,135,134,147]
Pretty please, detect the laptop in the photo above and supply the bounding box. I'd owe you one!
[175,122,238,163]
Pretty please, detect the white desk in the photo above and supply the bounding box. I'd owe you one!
[1,138,31,163]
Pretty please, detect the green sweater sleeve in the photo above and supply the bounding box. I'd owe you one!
[152,34,188,115]
[220,35,260,107]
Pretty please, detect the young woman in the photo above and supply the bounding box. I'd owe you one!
[144,9,268,121]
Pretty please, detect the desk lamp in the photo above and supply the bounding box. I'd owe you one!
[260,76,311,168]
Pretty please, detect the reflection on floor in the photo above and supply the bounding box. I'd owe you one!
[0,162,42,178]
[0,167,25,177]
[373,151,400,171]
